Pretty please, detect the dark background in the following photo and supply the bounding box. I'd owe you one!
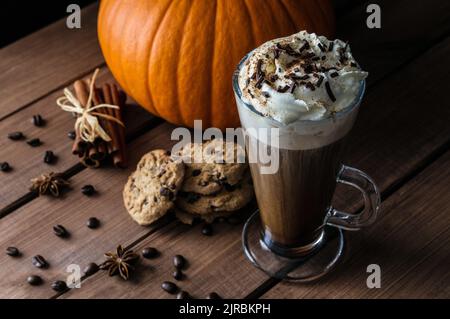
[0,0,358,49]
[0,0,96,48]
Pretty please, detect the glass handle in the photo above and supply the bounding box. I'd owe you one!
[326,165,381,231]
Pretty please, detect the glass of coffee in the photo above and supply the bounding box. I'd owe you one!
[233,31,380,281]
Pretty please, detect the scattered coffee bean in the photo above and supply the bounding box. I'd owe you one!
[44,151,56,164]
[27,138,42,147]
[53,225,69,238]
[160,187,174,200]
[8,131,24,141]
[173,255,186,270]
[32,114,45,127]
[161,281,178,294]
[142,247,159,259]
[84,262,99,276]
[81,184,96,196]
[67,131,76,140]
[201,223,213,236]
[27,275,43,286]
[6,246,20,257]
[32,255,48,269]
[1,162,11,172]
[86,217,100,229]
[51,280,67,292]
[191,169,201,177]
[177,291,190,299]
[207,292,222,299]
[173,269,184,281]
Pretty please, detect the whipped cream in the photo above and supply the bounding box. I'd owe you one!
[238,31,368,124]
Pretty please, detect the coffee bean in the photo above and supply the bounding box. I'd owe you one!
[27,275,43,286]
[161,281,178,294]
[173,269,184,281]
[159,187,174,200]
[8,131,24,141]
[6,246,20,257]
[27,138,42,147]
[173,255,186,270]
[1,162,11,172]
[51,280,67,292]
[86,217,100,229]
[44,151,56,164]
[32,114,45,127]
[192,169,201,177]
[53,225,69,238]
[176,291,190,299]
[84,262,99,276]
[201,223,213,236]
[67,131,76,140]
[32,255,48,269]
[142,247,159,259]
[207,292,222,299]
[81,185,96,196]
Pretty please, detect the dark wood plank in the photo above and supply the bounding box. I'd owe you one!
[0,3,104,120]
[61,36,450,298]
[263,151,450,299]
[0,123,177,298]
[0,67,154,209]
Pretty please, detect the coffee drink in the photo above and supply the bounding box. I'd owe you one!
[235,31,367,255]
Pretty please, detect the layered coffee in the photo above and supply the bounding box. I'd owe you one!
[236,31,367,254]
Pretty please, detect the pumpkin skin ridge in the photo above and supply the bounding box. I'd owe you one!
[98,0,335,130]
[176,0,198,126]
[207,0,218,127]
[276,0,297,31]
[146,0,178,118]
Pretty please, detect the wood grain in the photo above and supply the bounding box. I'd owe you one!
[0,67,154,209]
[0,3,104,120]
[1,0,450,299]
[263,151,450,299]
[60,36,450,299]
[0,123,177,298]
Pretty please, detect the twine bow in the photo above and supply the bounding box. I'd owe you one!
[56,69,124,143]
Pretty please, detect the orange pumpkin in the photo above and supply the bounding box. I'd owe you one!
[98,0,335,130]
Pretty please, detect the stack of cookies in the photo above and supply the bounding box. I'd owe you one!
[123,139,253,226]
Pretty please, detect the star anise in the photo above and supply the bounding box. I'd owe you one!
[100,245,140,280]
[30,172,70,197]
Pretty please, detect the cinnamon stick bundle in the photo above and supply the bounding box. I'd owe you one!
[71,79,127,168]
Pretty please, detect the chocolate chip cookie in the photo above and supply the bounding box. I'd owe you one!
[176,172,254,215]
[177,139,247,195]
[123,150,185,225]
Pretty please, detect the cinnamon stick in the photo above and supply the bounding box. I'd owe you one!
[72,80,90,156]
[110,84,127,168]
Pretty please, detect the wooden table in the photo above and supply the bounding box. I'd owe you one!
[0,1,449,299]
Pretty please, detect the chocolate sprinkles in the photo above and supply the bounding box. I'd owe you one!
[318,43,326,52]
[325,81,336,102]
[299,41,310,52]
[277,85,290,93]
[290,83,297,93]
[330,72,339,78]
[316,75,324,88]
[328,41,334,52]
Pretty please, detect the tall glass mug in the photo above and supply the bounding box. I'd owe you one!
[232,54,380,281]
